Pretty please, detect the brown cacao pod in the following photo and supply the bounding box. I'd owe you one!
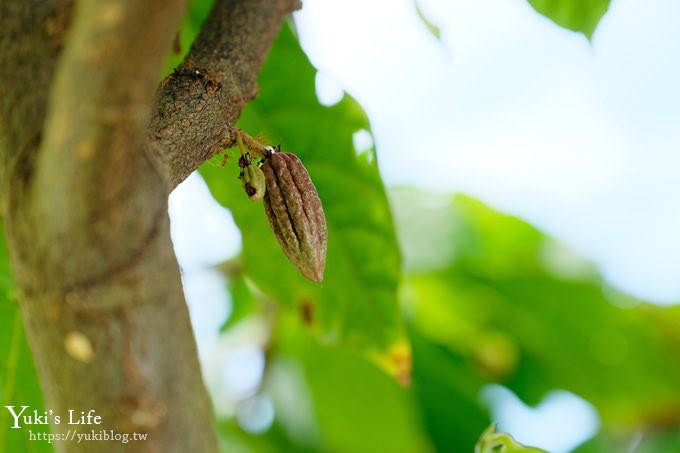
[262,151,327,282]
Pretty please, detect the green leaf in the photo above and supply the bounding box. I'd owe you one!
[217,259,260,333]
[264,312,431,453]
[0,222,52,453]
[410,329,491,451]
[200,25,406,369]
[526,0,610,39]
[304,339,428,453]
[217,418,301,453]
[575,427,680,452]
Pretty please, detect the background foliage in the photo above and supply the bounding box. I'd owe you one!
[525,0,610,39]
[2,1,679,452]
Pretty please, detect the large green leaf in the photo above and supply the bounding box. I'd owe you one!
[200,25,405,366]
[302,337,428,452]
[391,188,680,450]
[0,223,51,453]
[410,328,491,451]
[526,0,610,39]
[256,312,430,453]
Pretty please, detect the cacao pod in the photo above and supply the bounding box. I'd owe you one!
[262,151,327,282]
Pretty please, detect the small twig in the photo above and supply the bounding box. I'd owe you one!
[235,128,267,159]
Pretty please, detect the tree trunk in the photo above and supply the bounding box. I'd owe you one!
[0,0,299,451]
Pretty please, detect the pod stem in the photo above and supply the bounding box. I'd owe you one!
[235,128,267,159]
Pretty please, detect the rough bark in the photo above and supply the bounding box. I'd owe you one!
[150,0,301,189]
[0,0,299,451]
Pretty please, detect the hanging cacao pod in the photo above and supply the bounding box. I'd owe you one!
[262,149,327,282]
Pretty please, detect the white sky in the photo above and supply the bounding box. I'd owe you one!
[293,0,680,304]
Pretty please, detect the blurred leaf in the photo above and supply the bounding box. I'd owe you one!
[475,424,548,453]
[0,222,52,453]
[263,312,430,453]
[200,25,405,365]
[304,342,428,452]
[391,188,680,449]
[415,0,441,41]
[217,418,305,453]
[163,0,215,75]
[575,427,680,453]
[410,328,491,451]
[526,0,610,39]
[218,260,258,332]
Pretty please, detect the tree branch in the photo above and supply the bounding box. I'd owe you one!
[5,0,220,451]
[149,0,301,190]
[0,0,72,211]
[1,0,301,451]
[30,0,187,286]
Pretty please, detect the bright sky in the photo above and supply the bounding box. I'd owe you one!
[294,0,680,304]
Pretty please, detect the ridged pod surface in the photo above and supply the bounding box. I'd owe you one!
[262,152,327,282]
